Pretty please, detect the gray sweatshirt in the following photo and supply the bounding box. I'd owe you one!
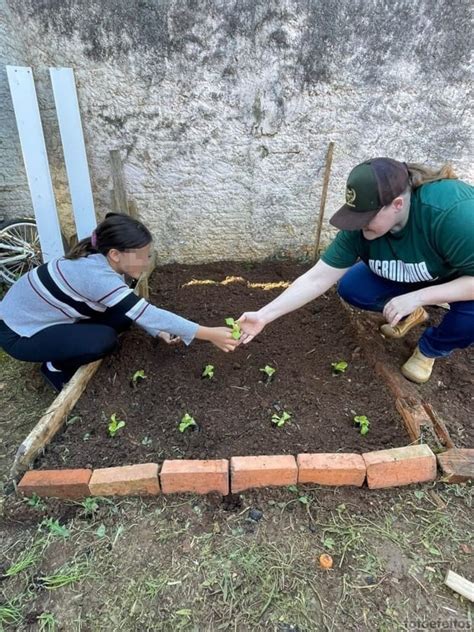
[0,254,199,344]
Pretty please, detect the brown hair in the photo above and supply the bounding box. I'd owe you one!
[406,163,458,189]
[66,213,152,260]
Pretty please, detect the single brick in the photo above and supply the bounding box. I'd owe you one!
[17,469,92,499]
[231,455,297,493]
[297,453,366,487]
[160,459,229,495]
[89,463,160,496]
[437,449,474,483]
[363,445,436,489]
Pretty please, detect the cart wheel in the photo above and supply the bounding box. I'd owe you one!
[0,218,42,286]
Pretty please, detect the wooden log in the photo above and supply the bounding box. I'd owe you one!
[395,398,440,447]
[444,570,474,602]
[437,449,474,483]
[10,360,102,479]
[422,402,455,449]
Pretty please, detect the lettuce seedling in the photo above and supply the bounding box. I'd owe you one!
[131,370,147,387]
[108,413,126,437]
[271,411,292,427]
[225,317,242,340]
[179,413,197,433]
[260,365,276,383]
[202,364,215,379]
[353,415,370,435]
[331,361,348,375]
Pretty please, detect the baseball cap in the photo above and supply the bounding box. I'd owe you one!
[330,158,410,231]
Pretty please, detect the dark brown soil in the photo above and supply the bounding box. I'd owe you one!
[38,262,413,469]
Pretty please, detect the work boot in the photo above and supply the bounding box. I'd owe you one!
[401,346,435,384]
[380,307,428,339]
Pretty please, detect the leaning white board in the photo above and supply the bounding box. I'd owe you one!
[6,66,64,260]
[50,68,97,240]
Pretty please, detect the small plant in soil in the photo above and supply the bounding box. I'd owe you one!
[131,370,147,387]
[141,436,152,447]
[108,413,126,438]
[331,360,348,375]
[353,415,370,435]
[202,364,215,379]
[25,493,46,510]
[80,497,99,517]
[41,518,70,539]
[271,411,292,427]
[225,317,242,340]
[260,365,276,383]
[179,413,198,433]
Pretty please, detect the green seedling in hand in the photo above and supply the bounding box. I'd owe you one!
[108,413,126,438]
[202,364,215,379]
[131,370,147,387]
[271,411,292,427]
[179,413,197,433]
[354,415,370,435]
[225,317,242,340]
[331,360,348,375]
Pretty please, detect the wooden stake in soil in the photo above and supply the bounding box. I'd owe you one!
[444,570,474,602]
[109,149,150,299]
[312,141,335,262]
[10,360,102,479]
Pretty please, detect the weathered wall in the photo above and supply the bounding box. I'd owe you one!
[1,0,472,262]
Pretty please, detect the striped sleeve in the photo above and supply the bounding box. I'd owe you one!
[113,294,199,344]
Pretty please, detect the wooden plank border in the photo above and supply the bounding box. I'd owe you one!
[10,360,102,480]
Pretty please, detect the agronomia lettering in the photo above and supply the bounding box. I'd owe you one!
[368,259,437,283]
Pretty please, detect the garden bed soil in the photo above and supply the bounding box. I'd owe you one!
[35,261,467,470]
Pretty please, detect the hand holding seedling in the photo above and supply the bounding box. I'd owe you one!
[195,326,239,352]
[158,332,181,345]
[237,311,266,344]
[225,317,242,340]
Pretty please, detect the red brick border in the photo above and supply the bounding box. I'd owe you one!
[16,444,464,500]
[297,453,366,487]
[363,445,437,489]
[160,459,229,495]
[17,469,92,499]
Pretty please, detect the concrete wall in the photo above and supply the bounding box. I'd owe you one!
[1,0,472,262]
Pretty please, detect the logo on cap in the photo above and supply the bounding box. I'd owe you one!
[345,187,356,207]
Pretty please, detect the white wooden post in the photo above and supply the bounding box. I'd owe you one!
[6,66,64,260]
[50,68,96,239]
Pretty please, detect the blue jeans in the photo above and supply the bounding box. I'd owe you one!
[337,262,474,358]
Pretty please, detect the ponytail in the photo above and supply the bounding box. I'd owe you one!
[406,163,458,189]
[65,212,152,260]
[66,236,98,259]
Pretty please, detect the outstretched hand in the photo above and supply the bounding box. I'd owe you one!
[237,312,266,344]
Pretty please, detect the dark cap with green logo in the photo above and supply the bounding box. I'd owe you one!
[330,158,410,231]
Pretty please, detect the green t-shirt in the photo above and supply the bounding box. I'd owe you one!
[321,179,474,283]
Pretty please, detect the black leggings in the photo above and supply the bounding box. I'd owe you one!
[0,310,132,372]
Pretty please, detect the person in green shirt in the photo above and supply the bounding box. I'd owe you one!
[237,158,474,384]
